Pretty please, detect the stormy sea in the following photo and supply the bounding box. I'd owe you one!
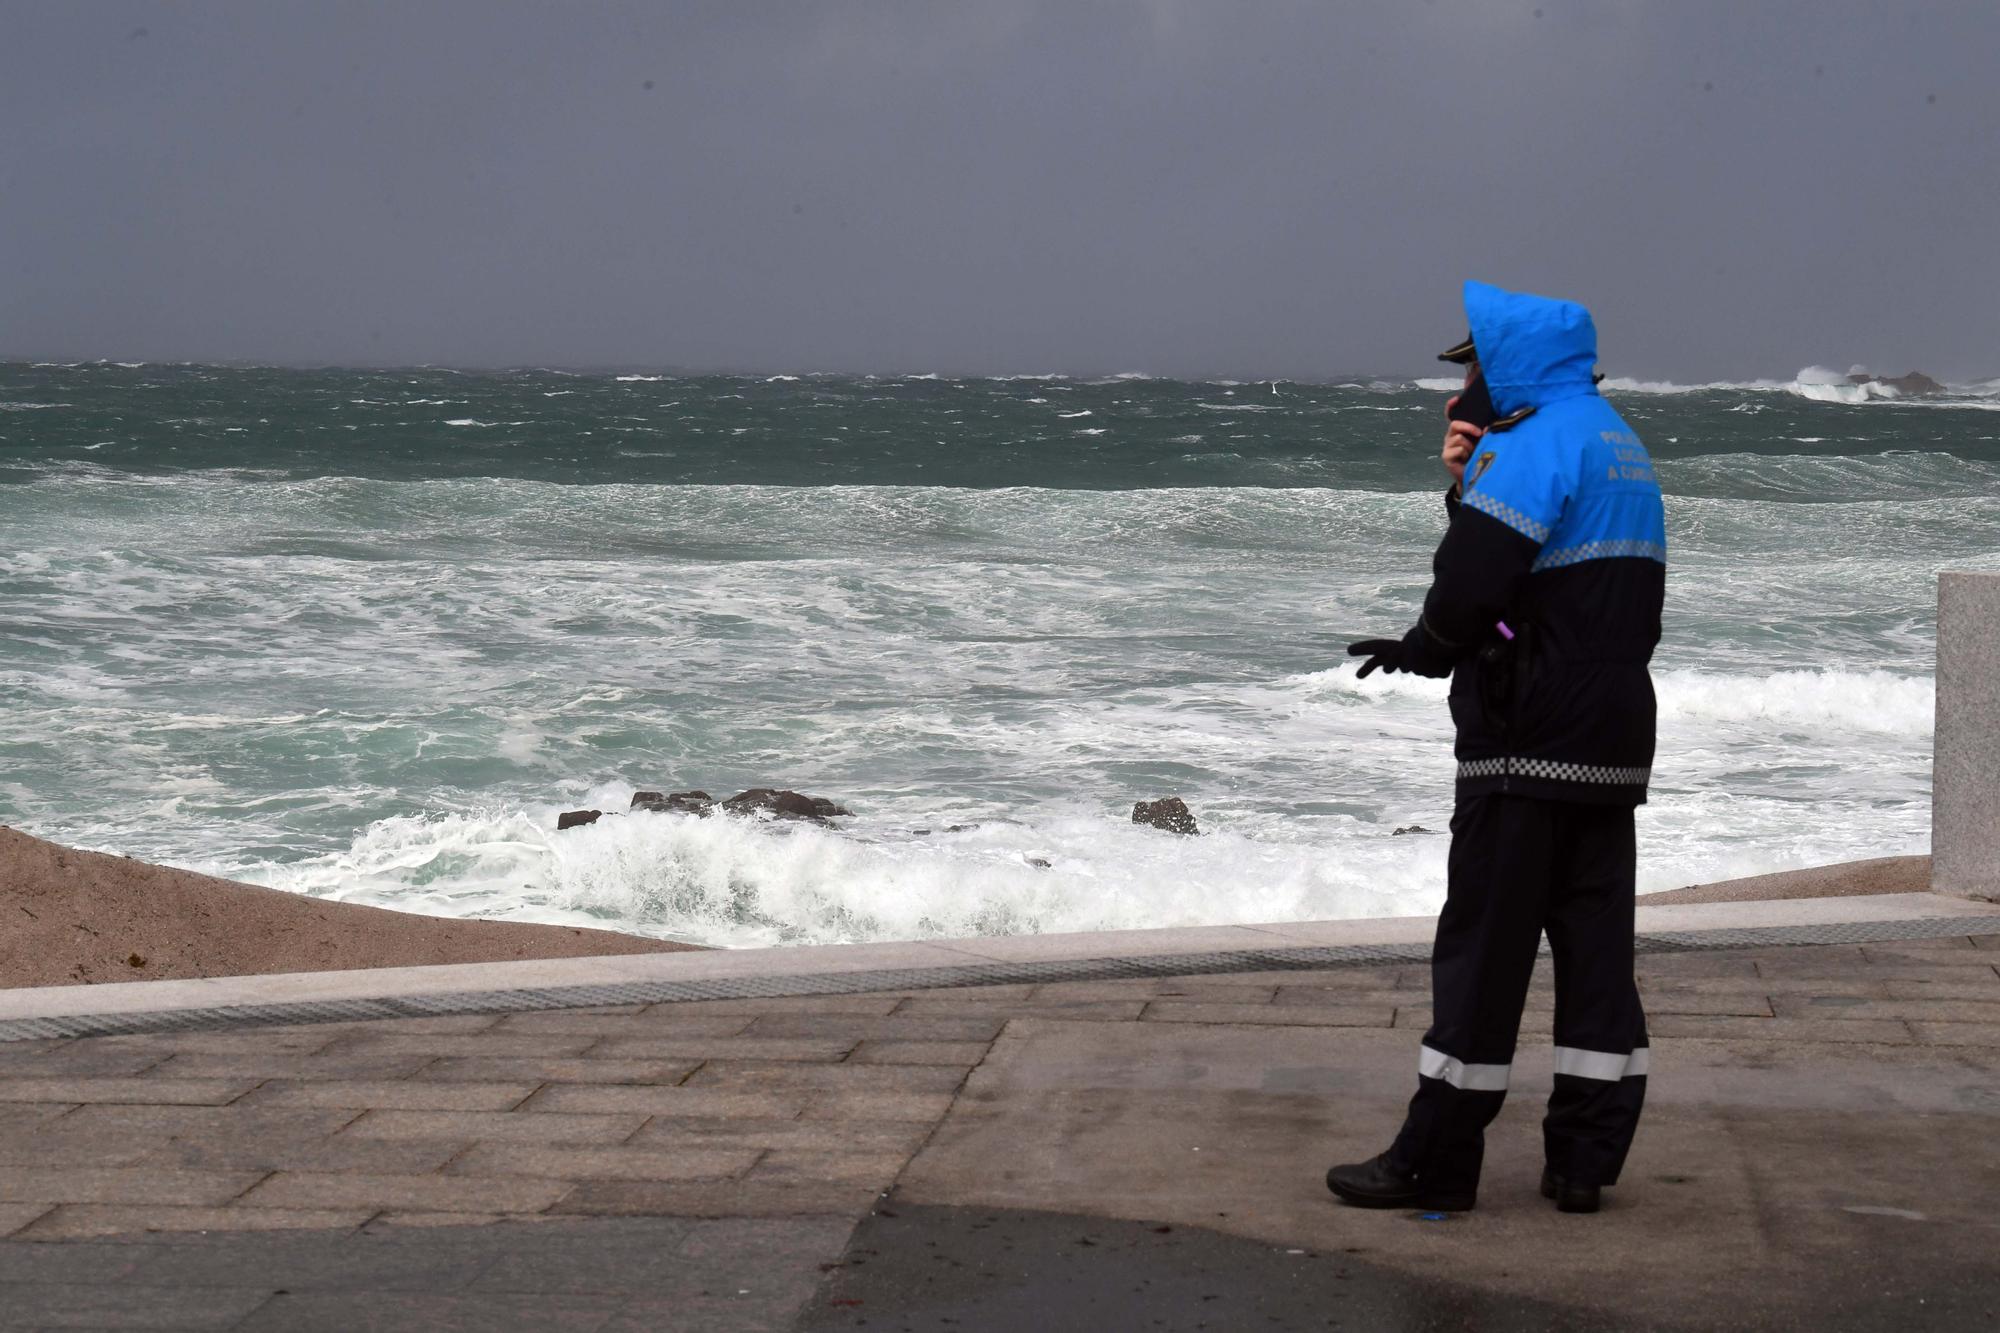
[2,362,1995,948]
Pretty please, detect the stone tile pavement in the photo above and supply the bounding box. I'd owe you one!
[0,932,1996,1328]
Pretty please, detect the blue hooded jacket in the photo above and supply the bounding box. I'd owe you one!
[1455,281,1667,570]
[1403,282,1668,805]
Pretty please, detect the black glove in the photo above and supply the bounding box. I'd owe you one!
[1346,638,1405,678]
[1349,623,1459,680]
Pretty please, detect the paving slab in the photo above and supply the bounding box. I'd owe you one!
[1772,995,2000,1023]
[0,1203,51,1238]
[550,1178,882,1219]
[0,1044,173,1078]
[0,1104,77,1133]
[1645,1014,1914,1044]
[1883,976,2000,1000]
[243,1078,539,1112]
[798,1090,958,1122]
[361,1202,572,1235]
[585,1035,858,1063]
[1753,957,2000,981]
[411,1055,700,1084]
[1907,1022,2000,1049]
[1640,973,1888,997]
[238,1170,575,1215]
[235,1289,622,1332]
[0,1237,169,1281]
[16,1205,390,1242]
[627,1116,934,1156]
[0,1279,273,1330]
[1621,991,1775,1016]
[133,1136,466,1176]
[0,1167,264,1208]
[746,1148,914,1185]
[444,1143,760,1182]
[683,1060,967,1094]
[847,1039,993,1066]
[319,1031,602,1058]
[140,1051,437,1081]
[891,997,1149,1021]
[0,1078,255,1107]
[496,1011,756,1037]
[51,1105,360,1141]
[85,1030,340,1056]
[522,1084,811,1118]
[336,1109,645,1144]
[1142,1000,1394,1027]
[0,1123,175,1169]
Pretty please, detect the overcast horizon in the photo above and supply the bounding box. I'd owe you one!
[5,2,1996,382]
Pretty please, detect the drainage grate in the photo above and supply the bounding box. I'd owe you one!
[3,913,1995,1043]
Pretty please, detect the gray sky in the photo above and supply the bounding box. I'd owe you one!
[4,1,1995,380]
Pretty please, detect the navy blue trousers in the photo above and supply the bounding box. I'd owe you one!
[1388,794,1649,1195]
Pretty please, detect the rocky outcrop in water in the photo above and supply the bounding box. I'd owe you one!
[722,788,852,822]
[631,790,716,816]
[1847,370,1945,397]
[1132,796,1199,836]
[558,785,852,830]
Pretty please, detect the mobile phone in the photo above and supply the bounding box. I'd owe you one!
[1448,369,1497,430]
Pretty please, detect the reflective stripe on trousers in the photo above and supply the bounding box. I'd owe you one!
[1418,1044,1512,1092]
[1421,1043,1648,1088]
[1552,1045,1650,1081]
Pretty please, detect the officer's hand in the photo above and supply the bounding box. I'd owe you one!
[1442,414,1483,487]
[1346,639,1405,679]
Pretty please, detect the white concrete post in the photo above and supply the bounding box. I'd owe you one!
[1934,571,2000,901]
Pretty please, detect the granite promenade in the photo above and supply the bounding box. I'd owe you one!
[1,890,1997,1330]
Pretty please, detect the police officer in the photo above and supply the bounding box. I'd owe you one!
[1325,281,1666,1215]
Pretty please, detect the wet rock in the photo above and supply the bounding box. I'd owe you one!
[1392,825,1438,836]
[913,823,981,837]
[1132,797,1199,836]
[1847,370,1946,397]
[633,790,715,816]
[557,809,603,830]
[722,788,851,822]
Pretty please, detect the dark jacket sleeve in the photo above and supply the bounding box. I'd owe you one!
[1396,505,1543,675]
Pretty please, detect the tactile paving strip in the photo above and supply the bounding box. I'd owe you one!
[3,912,1996,1043]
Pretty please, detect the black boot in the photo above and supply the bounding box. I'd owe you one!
[1540,1167,1601,1214]
[1326,1153,1476,1211]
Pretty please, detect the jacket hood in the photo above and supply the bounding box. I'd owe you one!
[1462,280,1600,416]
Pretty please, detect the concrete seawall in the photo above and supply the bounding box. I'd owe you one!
[1935,571,2000,901]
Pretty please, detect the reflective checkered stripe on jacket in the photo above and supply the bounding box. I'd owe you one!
[1530,538,1669,572]
[1457,757,1651,785]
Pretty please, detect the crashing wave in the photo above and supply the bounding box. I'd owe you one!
[1652,668,1932,736]
[1599,366,1996,406]
[237,801,1444,950]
